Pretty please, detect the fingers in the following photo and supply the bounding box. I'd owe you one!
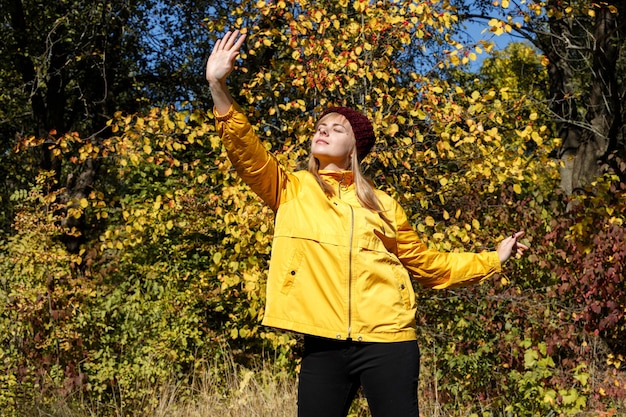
[215,31,232,51]
[206,30,247,84]
[514,245,527,257]
[516,242,530,254]
[511,230,525,240]
[510,230,529,258]
[497,230,529,263]
[217,30,246,53]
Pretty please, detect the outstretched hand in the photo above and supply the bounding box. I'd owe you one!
[496,231,529,264]
[205,30,247,86]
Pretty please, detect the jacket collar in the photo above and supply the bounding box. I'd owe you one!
[319,170,354,185]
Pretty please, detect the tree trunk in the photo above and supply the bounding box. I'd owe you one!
[544,0,624,194]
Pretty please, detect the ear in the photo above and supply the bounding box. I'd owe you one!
[348,146,358,165]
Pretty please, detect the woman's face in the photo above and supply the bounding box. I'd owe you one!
[311,113,356,171]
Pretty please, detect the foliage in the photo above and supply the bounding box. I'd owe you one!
[556,168,626,357]
[1,107,299,413]
[0,176,86,412]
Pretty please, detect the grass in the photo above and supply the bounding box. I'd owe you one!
[25,356,447,417]
[152,369,297,417]
[25,356,299,417]
[17,349,625,417]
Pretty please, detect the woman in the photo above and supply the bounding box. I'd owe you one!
[205,30,528,417]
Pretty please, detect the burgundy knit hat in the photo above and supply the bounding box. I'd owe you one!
[320,106,376,161]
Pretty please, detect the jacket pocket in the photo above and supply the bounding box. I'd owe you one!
[391,262,415,310]
[398,276,414,310]
[281,249,304,294]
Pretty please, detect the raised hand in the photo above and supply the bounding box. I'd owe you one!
[206,30,247,86]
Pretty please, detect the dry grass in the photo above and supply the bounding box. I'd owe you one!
[31,355,446,417]
[152,361,298,417]
[26,352,623,417]
[149,364,440,417]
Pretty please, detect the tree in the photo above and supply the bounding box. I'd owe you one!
[452,0,625,194]
[0,0,225,251]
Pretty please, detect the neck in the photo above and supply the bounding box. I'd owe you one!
[319,162,350,171]
[315,155,351,172]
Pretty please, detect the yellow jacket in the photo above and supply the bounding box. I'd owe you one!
[215,104,501,343]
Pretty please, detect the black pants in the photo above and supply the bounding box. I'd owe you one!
[297,336,420,417]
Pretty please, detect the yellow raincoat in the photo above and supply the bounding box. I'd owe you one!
[215,104,501,343]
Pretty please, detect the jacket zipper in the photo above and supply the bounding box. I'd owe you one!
[338,173,355,340]
[347,205,354,340]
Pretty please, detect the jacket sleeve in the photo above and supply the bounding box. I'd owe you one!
[392,200,501,289]
[214,103,289,212]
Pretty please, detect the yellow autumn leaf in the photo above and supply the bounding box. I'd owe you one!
[213,252,223,264]
[513,183,522,194]
[386,123,399,136]
[353,0,366,12]
[472,219,480,230]
[79,198,89,208]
